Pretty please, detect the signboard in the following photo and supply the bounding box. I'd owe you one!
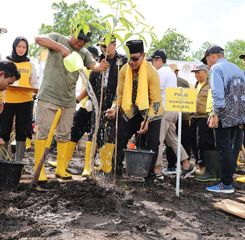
[165,87,197,112]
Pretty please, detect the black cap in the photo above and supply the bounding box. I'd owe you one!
[0,60,20,80]
[201,45,224,64]
[126,40,144,54]
[149,49,167,61]
[87,46,99,57]
[239,54,245,59]
[77,29,92,42]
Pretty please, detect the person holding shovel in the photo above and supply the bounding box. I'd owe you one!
[0,37,38,163]
[34,26,109,182]
[106,40,163,180]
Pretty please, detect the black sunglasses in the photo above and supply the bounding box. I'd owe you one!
[129,54,142,62]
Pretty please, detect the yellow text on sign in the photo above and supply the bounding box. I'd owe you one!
[165,87,197,112]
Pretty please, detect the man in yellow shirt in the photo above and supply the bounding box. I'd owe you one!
[106,40,163,180]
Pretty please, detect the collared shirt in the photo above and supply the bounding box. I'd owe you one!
[210,58,245,127]
[157,64,177,108]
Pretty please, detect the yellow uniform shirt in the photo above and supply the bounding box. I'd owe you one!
[5,61,33,103]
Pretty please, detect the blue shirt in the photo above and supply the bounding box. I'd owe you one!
[210,58,245,127]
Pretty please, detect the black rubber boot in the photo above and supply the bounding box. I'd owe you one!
[195,150,220,182]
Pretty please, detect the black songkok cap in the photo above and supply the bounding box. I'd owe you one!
[126,40,144,54]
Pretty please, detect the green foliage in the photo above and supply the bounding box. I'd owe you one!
[149,28,191,61]
[225,40,245,70]
[40,0,100,37]
[97,0,158,57]
[29,0,101,59]
[28,44,40,59]
[191,41,212,61]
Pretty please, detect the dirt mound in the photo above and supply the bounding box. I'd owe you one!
[0,146,245,240]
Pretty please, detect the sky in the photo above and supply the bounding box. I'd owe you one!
[0,0,245,59]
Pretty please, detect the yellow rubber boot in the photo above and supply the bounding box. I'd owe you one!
[65,141,77,169]
[82,141,92,177]
[48,142,76,169]
[26,138,32,151]
[34,139,48,182]
[101,143,115,174]
[55,142,72,179]
[236,175,245,183]
[94,147,105,172]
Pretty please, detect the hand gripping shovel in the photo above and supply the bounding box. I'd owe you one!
[30,108,62,189]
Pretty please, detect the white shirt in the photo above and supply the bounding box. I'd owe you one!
[157,64,177,107]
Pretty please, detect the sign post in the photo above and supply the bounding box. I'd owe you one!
[165,87,197,197]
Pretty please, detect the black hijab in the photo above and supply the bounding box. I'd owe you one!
[7,36,30,63]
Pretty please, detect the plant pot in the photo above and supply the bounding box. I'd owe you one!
[0,160,25,188]
[124,149,155,177]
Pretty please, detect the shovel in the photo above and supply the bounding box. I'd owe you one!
[30,108,62,188]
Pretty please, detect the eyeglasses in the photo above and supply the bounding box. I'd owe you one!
[129,54,142,62]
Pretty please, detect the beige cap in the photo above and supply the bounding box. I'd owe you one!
[169,63,179,72]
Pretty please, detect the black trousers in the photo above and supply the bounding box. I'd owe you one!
[190,117,216,165]
[116,113,161,176]
[71,107,91,143]
[0,101,33,142]
[87,110,116,148]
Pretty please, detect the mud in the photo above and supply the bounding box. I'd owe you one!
[0,146,245,240]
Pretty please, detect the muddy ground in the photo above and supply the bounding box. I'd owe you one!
[0,141,245,240]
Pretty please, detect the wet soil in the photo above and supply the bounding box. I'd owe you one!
[0,143,245,240]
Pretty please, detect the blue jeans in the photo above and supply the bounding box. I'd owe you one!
[215,123,239,185]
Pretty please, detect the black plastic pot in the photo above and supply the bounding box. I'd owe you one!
[124,149,155,177]
[0,160,25,188]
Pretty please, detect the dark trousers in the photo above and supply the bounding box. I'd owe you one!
[166,119,191,168]
[215,122,239,185]
[190,117,216,165]
[116,113,161,176]
[231,126,243,170]
[0,101,33,141]
[71,107,91,143]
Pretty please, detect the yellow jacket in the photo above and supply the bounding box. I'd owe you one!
[115,61,163,121]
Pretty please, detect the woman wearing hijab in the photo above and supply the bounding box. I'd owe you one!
[0,36,38,162]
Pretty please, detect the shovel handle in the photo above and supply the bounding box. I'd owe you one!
[136,116,148,149]
[45,108,62,148]
[30,108,62,188]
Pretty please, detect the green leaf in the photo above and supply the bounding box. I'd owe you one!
[123,32,133,42]
[113,33,124,44]
[101,14,115,21]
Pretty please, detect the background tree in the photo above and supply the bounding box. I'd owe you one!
[191,41,212,61]
[225,39,245,70]
[149,28,191,60]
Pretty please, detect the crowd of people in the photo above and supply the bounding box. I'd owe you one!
[0,25,245,194]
